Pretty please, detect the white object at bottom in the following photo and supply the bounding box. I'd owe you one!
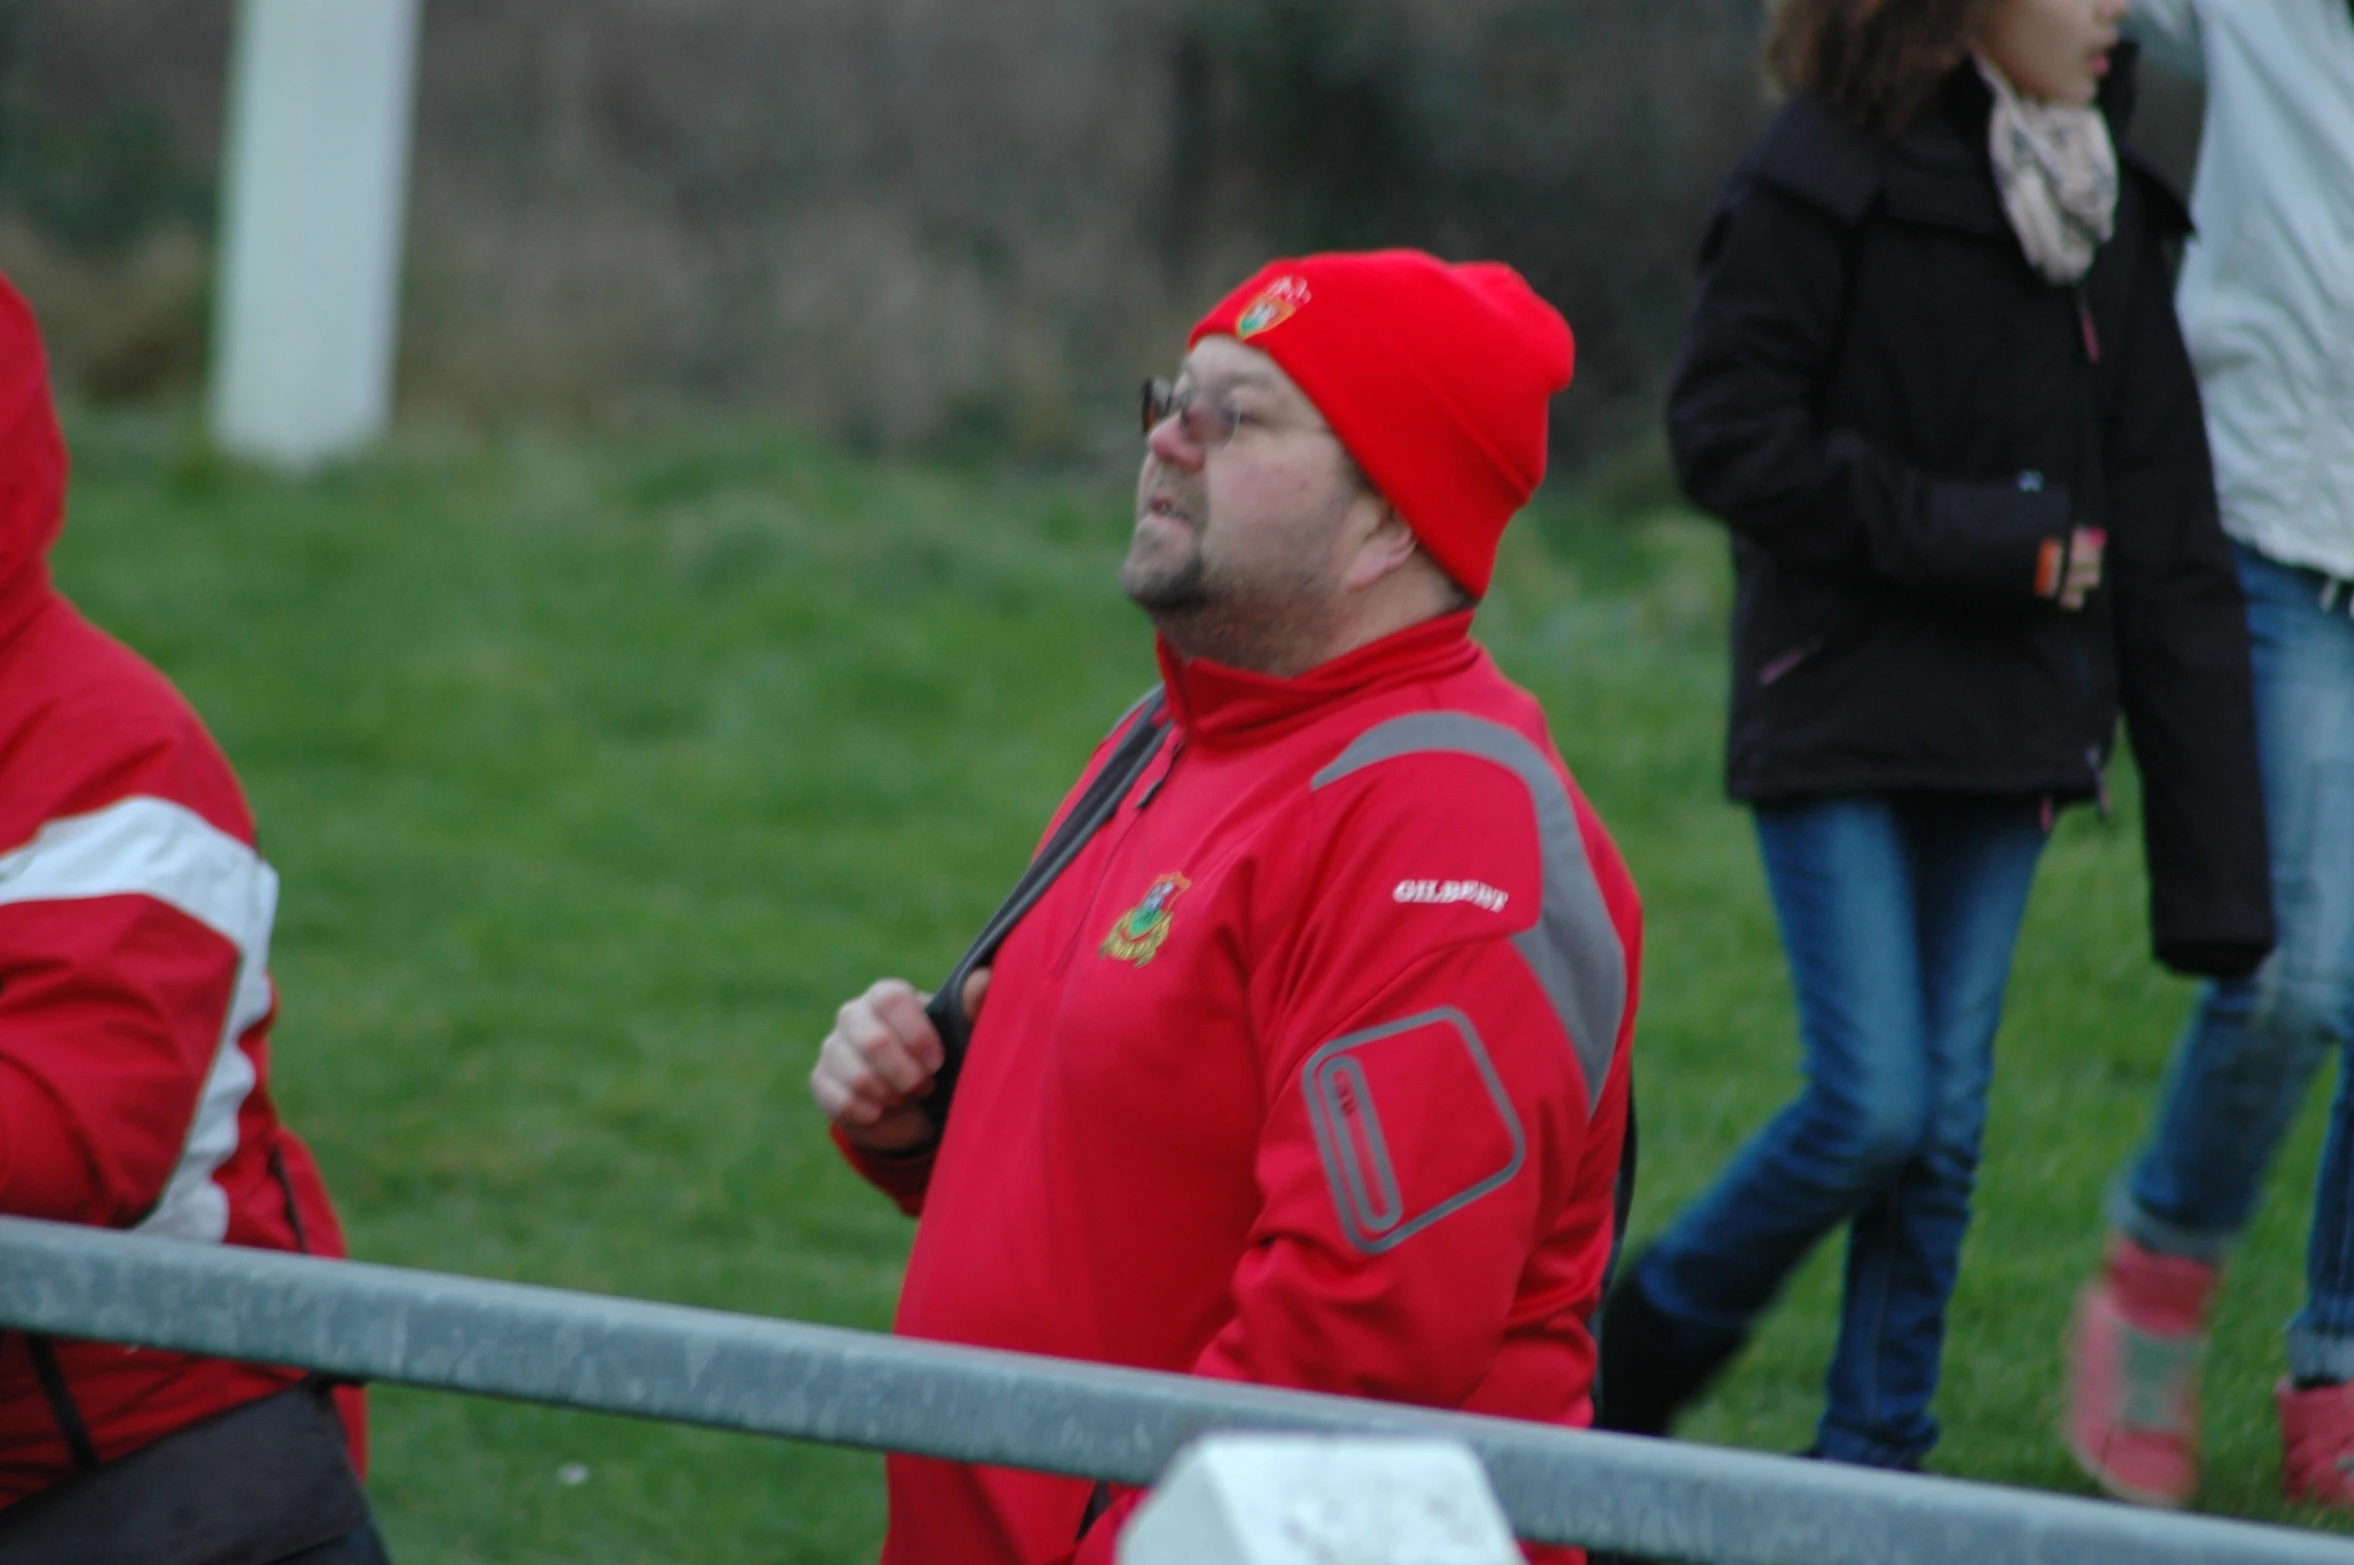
[1119,1435,1521,1565]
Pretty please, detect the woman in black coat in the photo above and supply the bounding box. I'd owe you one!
[1597,0,2271,1470]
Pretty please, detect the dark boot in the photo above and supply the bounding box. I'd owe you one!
[1594,1259,1746,1437]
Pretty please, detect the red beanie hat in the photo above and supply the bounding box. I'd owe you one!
[1190,249,1573,599]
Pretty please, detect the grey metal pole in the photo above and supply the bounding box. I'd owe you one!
[0,1217,2344,1565]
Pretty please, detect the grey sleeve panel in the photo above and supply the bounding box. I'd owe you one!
[1311,711,1628,1111]
[1302,1008,1528,1255]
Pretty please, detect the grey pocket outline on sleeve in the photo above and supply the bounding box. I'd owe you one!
[1302,1006,1528,1255]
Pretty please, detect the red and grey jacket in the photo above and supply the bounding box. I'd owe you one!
[0,275,362,1507]
[840,610,1642,1565]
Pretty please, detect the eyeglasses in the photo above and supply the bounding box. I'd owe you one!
[1140,377,1245,449]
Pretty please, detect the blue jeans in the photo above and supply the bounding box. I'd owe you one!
[1640,794,2047,1466]
[2116,545,2354,1382]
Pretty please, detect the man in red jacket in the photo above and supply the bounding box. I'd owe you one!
[812,250,1642,1565]
[0,275,386,1561]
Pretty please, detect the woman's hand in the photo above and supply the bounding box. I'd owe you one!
[2058,527,2105,610]
[2040,526,2106,610]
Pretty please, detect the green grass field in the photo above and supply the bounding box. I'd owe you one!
[49,408,2351,1560]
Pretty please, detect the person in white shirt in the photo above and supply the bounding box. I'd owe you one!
[2064,0,2354,1512]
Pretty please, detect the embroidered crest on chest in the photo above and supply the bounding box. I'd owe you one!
[1099,872,1192,966]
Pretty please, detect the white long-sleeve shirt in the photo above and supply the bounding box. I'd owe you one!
[2128,0,2354,580]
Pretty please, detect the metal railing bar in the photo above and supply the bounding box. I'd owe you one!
[0,1217,2344,1565]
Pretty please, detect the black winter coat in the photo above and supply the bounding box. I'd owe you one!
[1666,52,2272,978]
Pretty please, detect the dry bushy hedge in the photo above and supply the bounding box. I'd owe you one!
[0,0,2196,468]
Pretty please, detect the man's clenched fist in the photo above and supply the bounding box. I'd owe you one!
[810,970,989,1152]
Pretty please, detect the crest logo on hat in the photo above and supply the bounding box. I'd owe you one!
[1236,277,1312,339]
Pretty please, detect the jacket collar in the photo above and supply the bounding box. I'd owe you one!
[1869,42,2144,240]
[1907,40,2143,160]
[1748,42,2145,234]
[1154,610,1482,751]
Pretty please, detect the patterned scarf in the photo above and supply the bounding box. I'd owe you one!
[1974,55,2119,286]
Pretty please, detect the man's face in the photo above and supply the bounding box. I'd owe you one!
[1123,337,1372,668]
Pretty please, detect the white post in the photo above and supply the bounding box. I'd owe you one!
[209,0,423,470]
[1119,1436,1523,1565]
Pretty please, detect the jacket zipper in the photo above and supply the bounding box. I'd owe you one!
[1757,640,1822,687]
[2068,284,2110,821]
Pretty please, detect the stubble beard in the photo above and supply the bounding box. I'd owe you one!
[1120,516,1340,677]
[1120,530,1212,616]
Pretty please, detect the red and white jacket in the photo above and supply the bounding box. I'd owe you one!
[0,275,361,1506]
[841,611,1643,1565]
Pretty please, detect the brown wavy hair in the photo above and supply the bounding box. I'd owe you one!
[1765,0,1989,137]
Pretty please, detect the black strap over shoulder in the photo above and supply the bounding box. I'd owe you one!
[920,688,1169,1130]
[1611,1095,1638,1277]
